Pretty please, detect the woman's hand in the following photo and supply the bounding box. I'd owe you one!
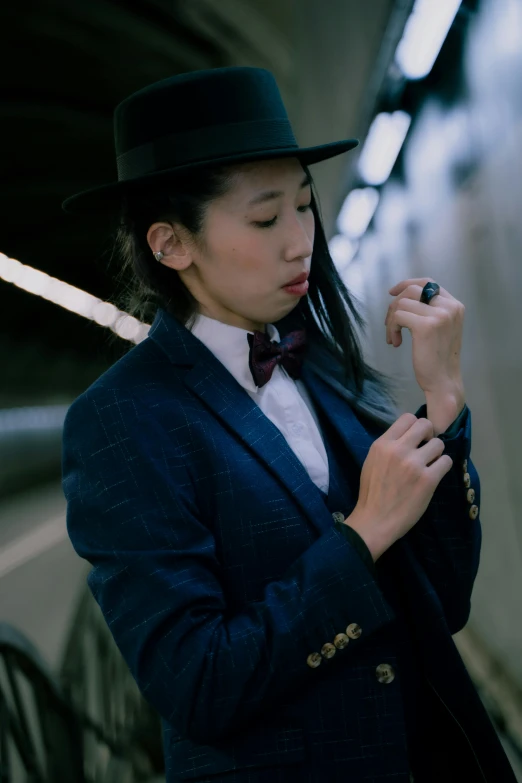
[345,413,453,561]
[385,277,466,434]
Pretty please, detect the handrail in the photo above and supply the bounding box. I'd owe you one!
[0,604,165,782]
[0,621,85,782]
[59,585,164,781]
[0,406,67,500]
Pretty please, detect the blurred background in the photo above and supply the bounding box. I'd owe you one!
[1,0,522,779]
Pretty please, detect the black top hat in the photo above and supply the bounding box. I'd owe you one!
[62,66,359,215]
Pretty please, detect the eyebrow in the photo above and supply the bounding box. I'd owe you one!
[247,173,312,207]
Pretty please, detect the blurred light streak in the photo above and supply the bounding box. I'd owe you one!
[329,235,359,271]
[0,405,68,434]
[337,188,380,239]
[395,0,463,80]
[340,260,367,305]
[358,111,412,186]
[373,185,410,235]
[0,252,150,344]
[404,103,470,213]
[492,0,522,57]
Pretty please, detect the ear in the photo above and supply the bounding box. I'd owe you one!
[146,221,193,270]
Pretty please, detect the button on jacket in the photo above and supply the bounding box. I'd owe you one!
[62,307,515,783]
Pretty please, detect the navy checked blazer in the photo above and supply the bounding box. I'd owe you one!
[62,307,517,783]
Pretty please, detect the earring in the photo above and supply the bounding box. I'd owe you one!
[153,251,164,262]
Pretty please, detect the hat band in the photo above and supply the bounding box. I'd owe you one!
[116,118,298,181]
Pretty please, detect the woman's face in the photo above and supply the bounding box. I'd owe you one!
[157,157,315,333]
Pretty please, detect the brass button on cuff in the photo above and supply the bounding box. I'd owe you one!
[332,511,345,525]
[463,472,471,488]
[463,459,468,473]
[334,633,349,650]
[321,643,336,659]
[307,652,322,669]
[466,488,475,504]
[376,663,395,684]
[469,505,479,520]
[346,623,362,639]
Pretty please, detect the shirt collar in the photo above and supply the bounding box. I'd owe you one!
[188,313,281,394]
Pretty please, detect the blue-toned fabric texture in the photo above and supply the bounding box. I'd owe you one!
[333,517,376,576]
[62,307,516,783]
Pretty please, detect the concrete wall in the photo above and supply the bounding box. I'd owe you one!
[342,0,522,686]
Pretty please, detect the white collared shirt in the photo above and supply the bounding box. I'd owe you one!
[189,313,330,494]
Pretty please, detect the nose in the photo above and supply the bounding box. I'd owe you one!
[284,211,314,263]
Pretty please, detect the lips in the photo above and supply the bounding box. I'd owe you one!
[284,271,309,287]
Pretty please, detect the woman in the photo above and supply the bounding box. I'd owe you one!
[61,67,516,782]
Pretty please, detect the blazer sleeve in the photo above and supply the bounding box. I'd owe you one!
[405,403,482,634]
[334,517,377,577]
[62,388,396,745]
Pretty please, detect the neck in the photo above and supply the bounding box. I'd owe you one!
[197,308,266,334]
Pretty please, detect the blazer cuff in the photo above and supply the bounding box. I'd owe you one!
[414,402,472,482]
[333,517,376,577]
[415,403,469,442]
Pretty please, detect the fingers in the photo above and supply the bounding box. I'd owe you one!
[426,452,453,482]
[384,414,449,458]
[385,285,422,340]
[389,278,455,301]
[399,417,434,449]
[385,284,437,344]
[386,287,459,325]
[417,436,446,466]
[382,412,424,441]
[386,285,425,320]
[390,310,425,341]
[384,414,439,445]
[388,297,439,321]
[386,294,461,346]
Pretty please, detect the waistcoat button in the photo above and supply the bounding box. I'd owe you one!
[376,663,395,684]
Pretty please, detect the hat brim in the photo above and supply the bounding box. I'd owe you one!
[61,139,359,216]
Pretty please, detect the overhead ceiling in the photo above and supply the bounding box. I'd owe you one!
[0,0,413,406]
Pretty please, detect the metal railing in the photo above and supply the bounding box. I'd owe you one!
[0,584,164,782]
[0,621,84,781]
[0,406,67,500]
[59,586,164,782]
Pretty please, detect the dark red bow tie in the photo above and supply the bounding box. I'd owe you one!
[247,328,307,388]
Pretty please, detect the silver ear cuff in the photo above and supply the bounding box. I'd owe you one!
[153,251,164,262]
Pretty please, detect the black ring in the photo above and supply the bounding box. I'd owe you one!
[420,282,440,305]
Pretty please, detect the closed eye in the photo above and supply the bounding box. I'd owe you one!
[253,203,312,229]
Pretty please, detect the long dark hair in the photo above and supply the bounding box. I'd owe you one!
[112,162,398,422]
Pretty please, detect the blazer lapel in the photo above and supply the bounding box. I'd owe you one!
[149,309,334,537]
